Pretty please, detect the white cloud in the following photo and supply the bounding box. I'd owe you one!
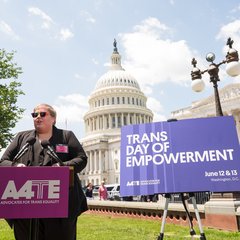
[0,20,20,40]
[59,28,74,41]
[216,20,240,51]
[147,96,163,112]
[28,7,54,29]
[142,85,153,95]
[54,94,89,123]
[120,17,194,90]
[215,20,240,83]
[133,17,170,36]
[28,7,74,42]
[153,112,167,122]
[146,96,166,122]
[92,58,99,65]
[230,4,240,13]
[74,73,83,79]
[80,10,96,23]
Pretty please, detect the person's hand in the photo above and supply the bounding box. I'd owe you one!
[52,163,60,167]
[16,163,26,167]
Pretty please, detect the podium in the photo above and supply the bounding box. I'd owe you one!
[0,167,72,240]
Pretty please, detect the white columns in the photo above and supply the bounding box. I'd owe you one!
[109,114,112,128]
[89,151,93,173]
[94,150,97,173]
[99,150,102,173]
[115,113,117,128]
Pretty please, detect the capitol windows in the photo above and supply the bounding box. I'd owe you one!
[123,115,127,125]
[112,97,115,104]
[122,97,125,104]
[94,118,96,130]
[107,98,109,105]
[114,159,119,170]
[96,179,99,185]
[117,97,120,104]
[132,97,135,105]
[106,116,109,128]
[117,115,121,127]
[102,99,105,106]
[130,114,133,124]
[136,115,139,124]
[112,115,116,128]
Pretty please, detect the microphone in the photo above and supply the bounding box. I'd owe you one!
[41,140,64,166]
[13,136,36,164]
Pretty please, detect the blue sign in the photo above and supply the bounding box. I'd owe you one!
[120,116,240,196]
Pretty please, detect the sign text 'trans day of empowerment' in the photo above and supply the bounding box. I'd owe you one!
[120,116,240,196]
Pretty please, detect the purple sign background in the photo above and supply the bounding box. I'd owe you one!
[120,116,240,196]
[0,167,69,219]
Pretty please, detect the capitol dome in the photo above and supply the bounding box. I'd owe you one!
[83,39,153,136]
[94,39,140,91]
[95,70,140,90]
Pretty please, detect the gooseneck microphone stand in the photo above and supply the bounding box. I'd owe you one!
[12,137,39,240]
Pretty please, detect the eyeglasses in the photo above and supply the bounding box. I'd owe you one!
[31,112,47,118]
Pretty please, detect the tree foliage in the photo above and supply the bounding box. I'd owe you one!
[0,49,24,150]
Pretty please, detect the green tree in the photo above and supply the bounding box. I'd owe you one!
[0,49,24,150]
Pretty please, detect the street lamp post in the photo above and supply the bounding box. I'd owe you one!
[191,38,240,201]
[191,38,240,116]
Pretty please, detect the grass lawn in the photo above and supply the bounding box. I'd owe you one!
[1,213,240,239]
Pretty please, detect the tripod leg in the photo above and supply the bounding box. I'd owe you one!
[190,195,207,240]
[181,193,196,237]
[157,194,170,240]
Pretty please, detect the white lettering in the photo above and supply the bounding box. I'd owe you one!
[125,149,235,167]
[1,180,61,200]
[126,131,168,144]
[48,180,60,199]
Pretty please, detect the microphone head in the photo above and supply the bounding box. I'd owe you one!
[27,136,36,145]
[41,140,50,148]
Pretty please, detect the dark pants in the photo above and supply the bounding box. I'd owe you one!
[12,218,77,240]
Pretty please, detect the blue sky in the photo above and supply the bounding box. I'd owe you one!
[1,0,240,140]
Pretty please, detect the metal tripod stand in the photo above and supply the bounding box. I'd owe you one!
[157,193,207,240]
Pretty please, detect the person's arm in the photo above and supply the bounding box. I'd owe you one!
[60,131,88,173]
[1,131,35,167]
[0,133,22,166]
[98,187,101,199]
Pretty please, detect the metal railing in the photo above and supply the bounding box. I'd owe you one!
[169,192,212,204]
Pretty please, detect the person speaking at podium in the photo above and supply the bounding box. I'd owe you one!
[0,103,88,240]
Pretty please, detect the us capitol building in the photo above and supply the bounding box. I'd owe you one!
[79,40,153,187]
[79,40,240,187]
